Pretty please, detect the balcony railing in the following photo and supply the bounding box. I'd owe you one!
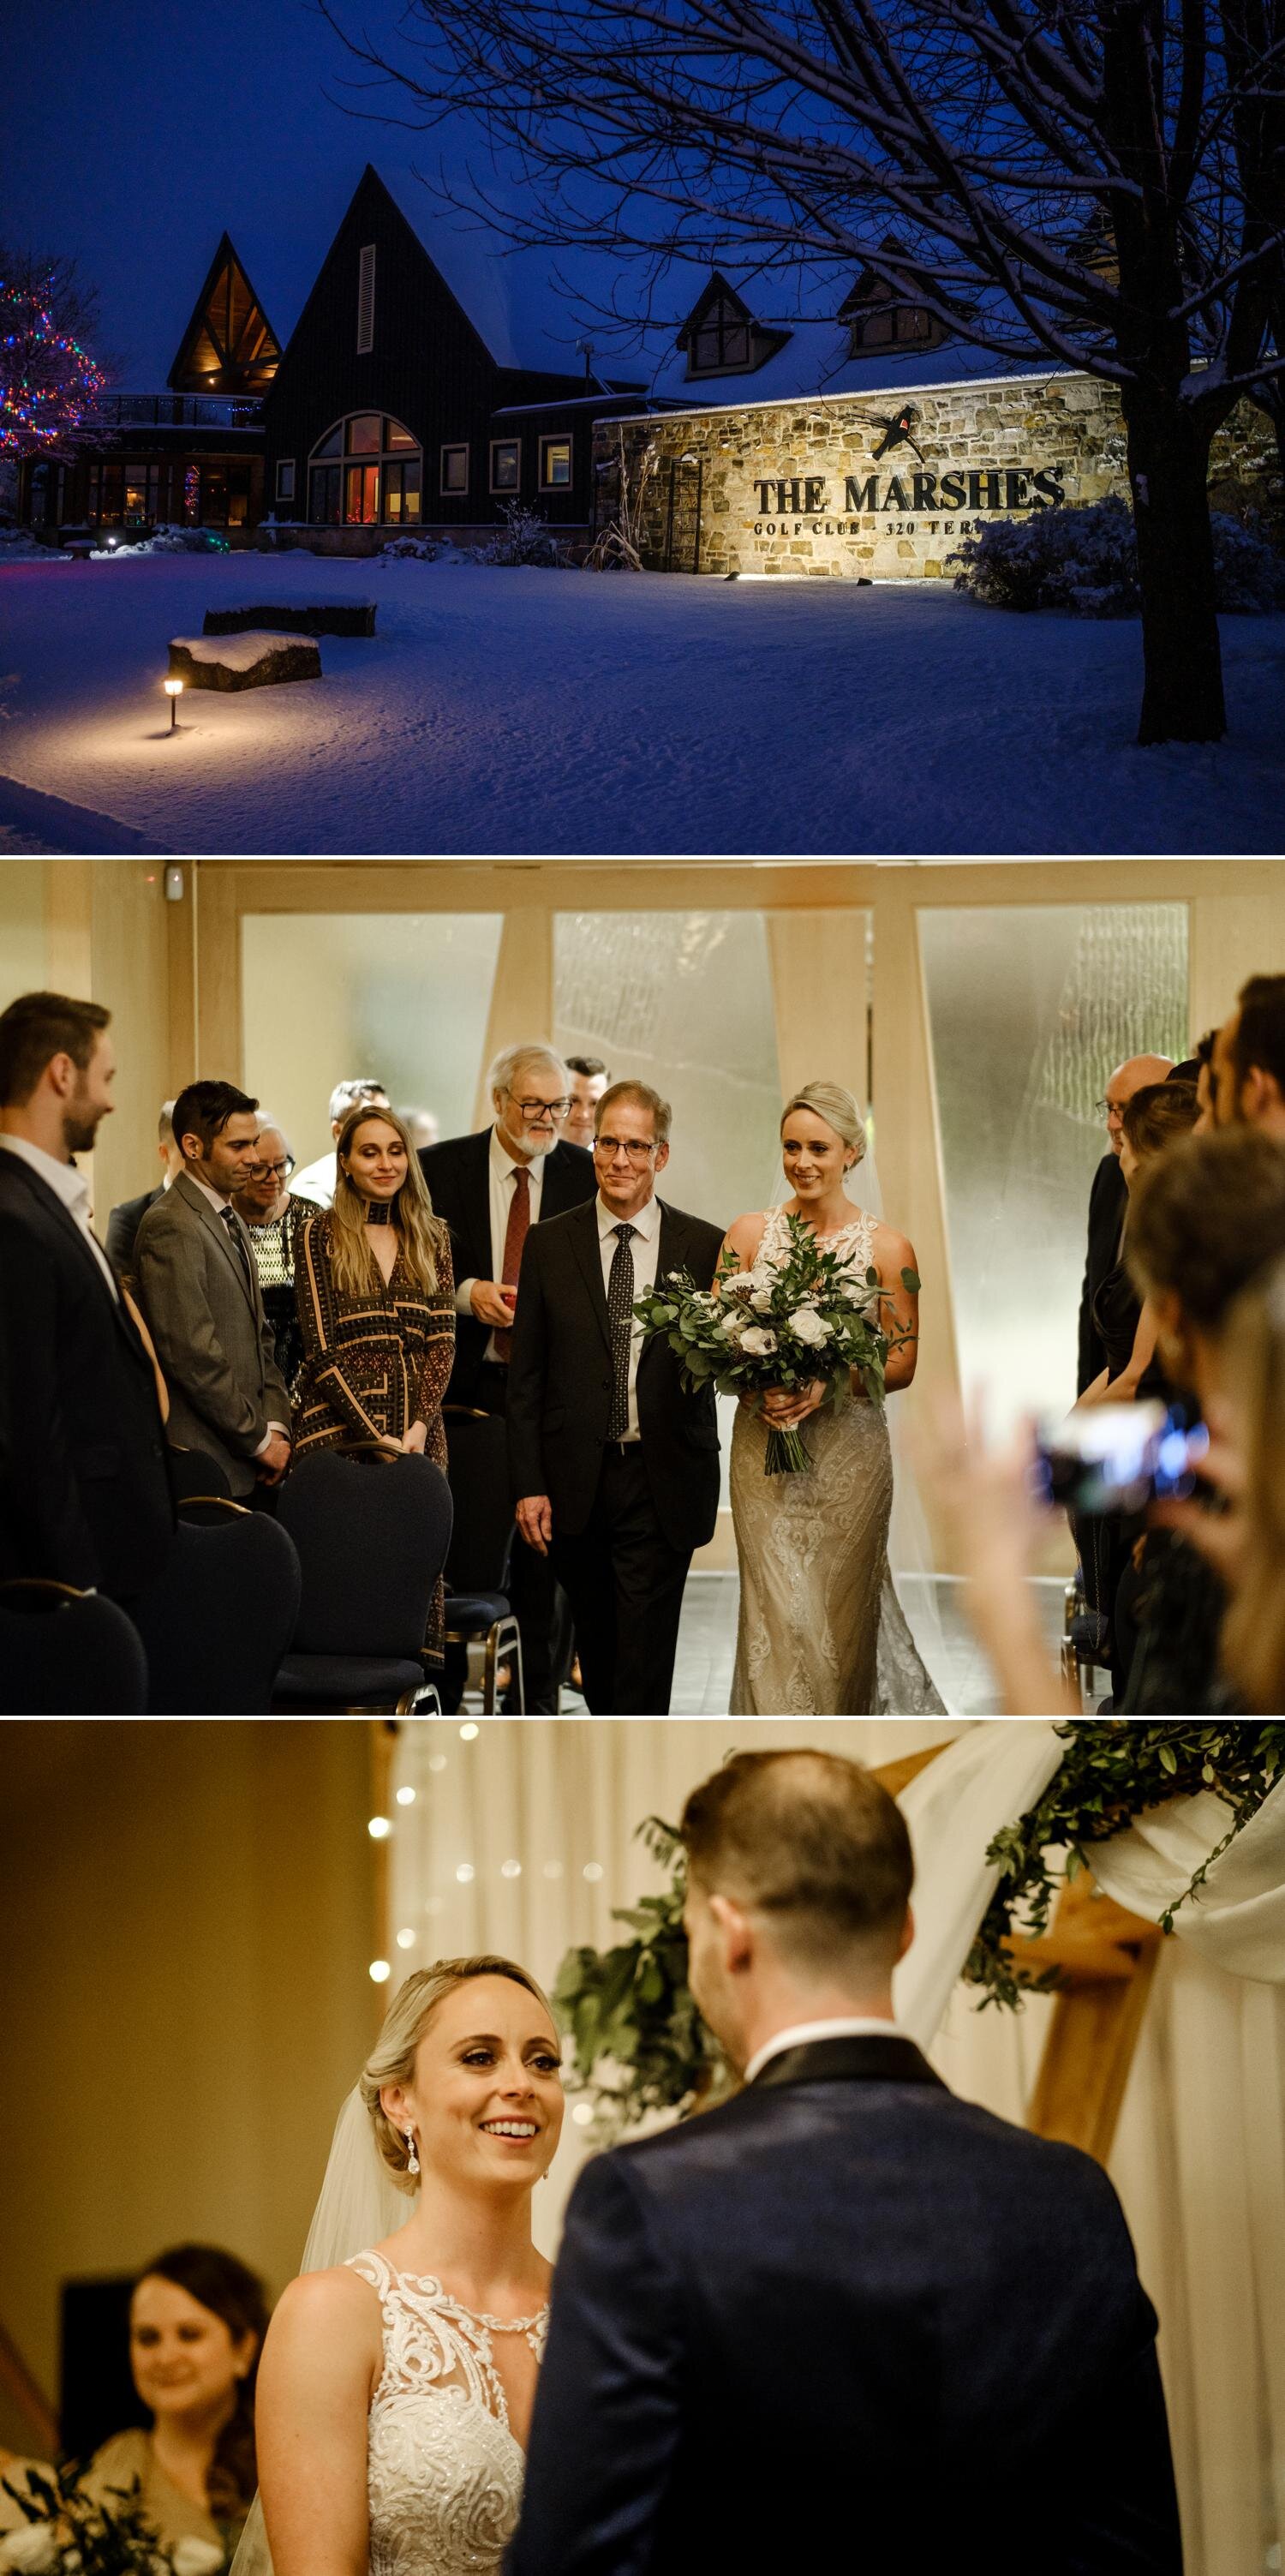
[97,393,265,429]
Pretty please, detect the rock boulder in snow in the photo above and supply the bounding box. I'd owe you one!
[168,632,322,690]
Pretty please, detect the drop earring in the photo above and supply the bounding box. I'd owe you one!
[405,2128,420,2176]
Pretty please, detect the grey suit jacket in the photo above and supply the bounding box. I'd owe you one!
[134,1169,291,1495]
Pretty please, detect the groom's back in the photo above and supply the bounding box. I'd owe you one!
[516,2061,1181,2574]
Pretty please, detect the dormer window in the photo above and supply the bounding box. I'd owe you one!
[677,273,789,380]
[840,243,948,362]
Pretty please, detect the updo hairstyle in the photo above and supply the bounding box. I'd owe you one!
[780,1082,867,1171]
[359,1956,557,2191]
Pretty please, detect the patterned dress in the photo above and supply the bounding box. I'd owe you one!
[294,1213,455,1661]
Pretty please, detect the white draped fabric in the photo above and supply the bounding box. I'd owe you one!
[386,1718,1285,2576]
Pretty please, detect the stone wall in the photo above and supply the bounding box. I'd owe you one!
[595,373,1281,578]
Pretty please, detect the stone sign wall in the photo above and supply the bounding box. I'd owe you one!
[595,371,1280,578]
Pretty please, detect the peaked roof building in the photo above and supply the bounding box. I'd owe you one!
[168,235,282,396]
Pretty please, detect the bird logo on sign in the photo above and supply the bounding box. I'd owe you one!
[868,407,926,463]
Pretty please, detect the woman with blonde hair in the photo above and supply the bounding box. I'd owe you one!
[251,1956,565,2576]
[719,1081,944,1716]
[293,1103,455,1659]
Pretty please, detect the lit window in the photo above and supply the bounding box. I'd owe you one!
[441,443,469,494]
[539,435,572,490]
[346,414,382,455]
[490,439,521,494]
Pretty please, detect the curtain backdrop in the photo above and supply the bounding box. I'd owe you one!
[386,1718,1284,2576]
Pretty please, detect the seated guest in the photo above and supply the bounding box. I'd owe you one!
[294,1104,455,1665]
[106,1100,184,1283]
[134,1081,292,1503]
[397,1105,439,1151]
[1211,973,1285,1135]
[83,2244,267,2551]
[0,990,173,1609]
[1073,1079,1198,1700]
[230,1118,307,1393]
[1076,1052,1172,1397]
[291,1076,390,1209]
[563,1055,611,1149]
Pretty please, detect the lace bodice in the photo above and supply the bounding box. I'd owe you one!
[755,1202,879,1303]
[348,2250,547,2576]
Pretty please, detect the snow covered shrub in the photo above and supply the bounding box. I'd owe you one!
[89,524,230,558]
[951,496,1140,614]
[0,525,60,560]
[473,503,568,566]
[953,495,1285,616]
[380,533,451,561]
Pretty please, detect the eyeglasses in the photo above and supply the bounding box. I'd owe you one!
[594,1136,657,1162]
[509,1094,571,1120]
[250,1157,295,1181]
[1093,1099,1126,1120]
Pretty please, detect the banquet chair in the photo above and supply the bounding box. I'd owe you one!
[134,1514,302,1714]
[441,1405,524,1715]
[166,1444,232,1504]
[272,1446,452,1713]
[0,1579,147,1715]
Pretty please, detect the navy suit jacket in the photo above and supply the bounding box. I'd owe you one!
[510,2035,1182,2575]
[1079,1150,1128,1394]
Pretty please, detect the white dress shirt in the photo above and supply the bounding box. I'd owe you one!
[596,1187,661,1442]
[0,1134,118,1301]
[181,1170,288,1448]
[744,2015,911,2086]
[455,1127,547,1363]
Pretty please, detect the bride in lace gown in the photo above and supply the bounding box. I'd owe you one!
[723,1082,946,1717]
[253,1958,564,2576]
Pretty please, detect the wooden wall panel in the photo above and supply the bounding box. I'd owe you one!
[89,861,172,1225]
[473,908,554,1127]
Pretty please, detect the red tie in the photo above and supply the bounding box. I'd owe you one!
[494,1165,530,1362]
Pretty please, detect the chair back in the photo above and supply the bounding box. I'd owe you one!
[134,1517,302,1713]
[278,1451,452,1656]
[442,1411,515,1594]
[0,1582,147,1715]
[167,1446,232,1503]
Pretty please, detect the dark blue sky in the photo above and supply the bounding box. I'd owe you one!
[3,0,639,383]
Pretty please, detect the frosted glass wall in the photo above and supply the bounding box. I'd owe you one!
[553,910,783,1233]
[920,902,1189,1430]
[242,913,503,1169]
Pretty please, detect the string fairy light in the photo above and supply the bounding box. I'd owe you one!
[1,273,107,452]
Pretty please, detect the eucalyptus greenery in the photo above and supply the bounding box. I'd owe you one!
[0,2461,230,2574]
[966,1720,1285,2010]
[553,1727,1285,2131]
[553,1818,725,2140]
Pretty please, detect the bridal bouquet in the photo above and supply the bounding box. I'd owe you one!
[634,1213,919,1473]
[0,2464,229,2576]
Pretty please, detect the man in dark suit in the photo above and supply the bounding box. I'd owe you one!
[0,991,174,1605]
[105,1099,183,1282]
[1077,1052,1172,1393]
[511,1749,1183,2576]
[134,1079,291,1501]
[507,1079,723,1714]
[420,1043,595,1710]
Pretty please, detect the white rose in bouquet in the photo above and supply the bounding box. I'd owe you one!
[749,1286,775,1313]
[788,1308,833,1347]
[0,2525,59,2572]
[719,1271,757,1298]
[171,2542,227,2576]
[719,1310,745,1339]
[740,1326,778,1355]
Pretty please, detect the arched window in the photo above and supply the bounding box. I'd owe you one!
[308,414,422,527]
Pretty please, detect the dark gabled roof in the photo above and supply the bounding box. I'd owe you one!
[674,271,759,345]
[838,239,931,320]
[167,234,281,392]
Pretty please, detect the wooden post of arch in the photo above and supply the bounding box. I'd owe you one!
[871,1739,1162,2168]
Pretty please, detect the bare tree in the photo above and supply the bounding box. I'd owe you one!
[320,0,1285,745]
[0,248,110,464]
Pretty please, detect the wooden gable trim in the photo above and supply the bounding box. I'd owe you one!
[167,233,282,393]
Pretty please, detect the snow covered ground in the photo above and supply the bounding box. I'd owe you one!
[1,550,1282,854]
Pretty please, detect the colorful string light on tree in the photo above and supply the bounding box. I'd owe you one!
[1,271,107,454]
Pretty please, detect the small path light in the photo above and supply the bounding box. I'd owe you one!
[164,676,183,731]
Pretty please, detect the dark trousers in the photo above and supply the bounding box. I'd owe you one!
[475,1359,572,1714]
[551,1444,691,1715]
